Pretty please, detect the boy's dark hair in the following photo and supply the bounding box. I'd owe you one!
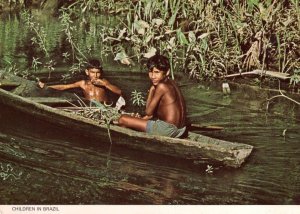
[86,59,103,71]
[147,54,170,72]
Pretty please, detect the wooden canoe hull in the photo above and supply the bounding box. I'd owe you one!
[0,88,253,168]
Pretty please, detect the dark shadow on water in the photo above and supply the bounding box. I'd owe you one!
[0,103,224,173]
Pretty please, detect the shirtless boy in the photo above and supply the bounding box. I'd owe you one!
[39,59,122,103]
[118,54,186,138]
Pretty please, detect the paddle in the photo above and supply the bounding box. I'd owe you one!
[188,123,224,131]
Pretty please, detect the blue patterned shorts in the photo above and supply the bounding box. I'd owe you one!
[146,120,186,138]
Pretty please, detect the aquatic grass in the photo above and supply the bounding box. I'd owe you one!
[0,162,22,181]
[59,9,87,61]
[205,165,214,174]
[2,1,300,87]
[290,69,300,87]
[90,100,120,144]
[168,0,182,29]
[131,90,146,107]
[56,0,300,83]
[0,60,17,79]
[22,10,50,57]
[63,95,120,144]
[32,57,42,72]
[66,0,118,15]
[67,57,86,75]
[266,80,300,114]
[0,0,25,9]
[0,14,21,65]
[18,10,61,79]
[0,60,31,79]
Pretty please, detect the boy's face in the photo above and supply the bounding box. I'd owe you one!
[148,67,169,86]
[85,68,102,80]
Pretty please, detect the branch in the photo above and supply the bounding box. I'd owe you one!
[223,69,290,80]
[266,82,300,112]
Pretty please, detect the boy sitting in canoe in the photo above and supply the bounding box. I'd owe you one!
[39,59,123,104]
[118,54,186,138]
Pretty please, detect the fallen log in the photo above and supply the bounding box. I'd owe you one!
[0,80,20,88]
[27,97,72,105]
[223,69,290,80]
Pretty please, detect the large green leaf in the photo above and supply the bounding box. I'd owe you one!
[177,29,189,45]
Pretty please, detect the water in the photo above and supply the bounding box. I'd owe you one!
[0,75,299,204]
[1,11,300,205]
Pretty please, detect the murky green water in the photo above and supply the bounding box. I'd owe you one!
[0,11,300,205]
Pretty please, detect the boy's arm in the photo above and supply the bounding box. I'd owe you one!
[92,79,122,95]
[142,115,153,120]
[145,84,165,117]
[39,80,83,90]
[146,86,155,108]
[106,82,122,95]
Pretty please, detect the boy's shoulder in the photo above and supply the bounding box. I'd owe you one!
[157,80,175,90]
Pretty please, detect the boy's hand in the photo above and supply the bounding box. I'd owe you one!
[92,78,109,87]
[149,85,155,92]
[148,85,156,96]
[134,113,141,118]
[142,115,152,120]
[127,112,141,118]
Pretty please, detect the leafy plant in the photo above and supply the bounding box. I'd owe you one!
[2,0,300,84]
[22,10,50,57]
[0,60,30,79]
[205,165,214,174]
[131,90,146,107]
[290,69,300,87]
[0,60,18,79]
[64,96,120,144]
[59,8,87,61]
[0,162,22,181]
[32,57,42,72]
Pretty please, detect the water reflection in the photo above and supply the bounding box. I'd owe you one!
[1,76,300,204]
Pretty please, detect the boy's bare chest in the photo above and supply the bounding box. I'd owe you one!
[84,83,106,96]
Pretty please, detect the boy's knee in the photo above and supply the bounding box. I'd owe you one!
[118,115,127,126]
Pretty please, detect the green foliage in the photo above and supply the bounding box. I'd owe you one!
[0,60,30,79]
[0,61,17,78]
[19,10,60,78]
[62,57,86,80]
[205,165,214,174]
[59,8,87,61]
[130,90,146,107]
[0,162,22,181]
[290,69,300,86]
[66,0,117,14]
[32,57,42,72]
[22,10,50,57]
[111,1,299,80]
[67,98,121,144]
[90,101,120,144]
[1,0,300,83]
[90,100,121,124]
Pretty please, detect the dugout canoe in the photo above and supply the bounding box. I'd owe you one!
[0,85,253,168]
